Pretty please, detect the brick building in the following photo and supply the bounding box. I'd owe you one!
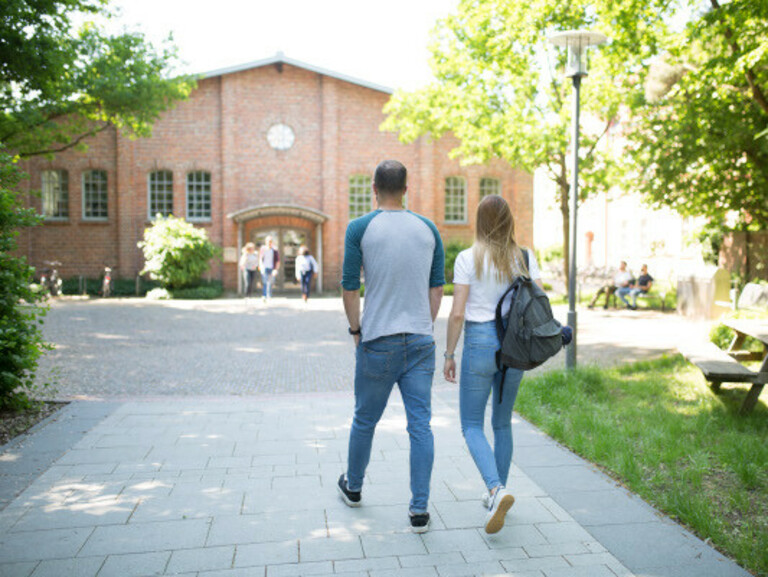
[18,54,533,293]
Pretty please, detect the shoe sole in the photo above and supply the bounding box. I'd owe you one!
[484,494,515,534]
[337,484,361,508]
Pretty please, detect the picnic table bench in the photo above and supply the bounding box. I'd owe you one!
[680,319,768,415]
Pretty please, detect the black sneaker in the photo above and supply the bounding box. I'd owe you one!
[337,474,361,507]
[409,512,430,533]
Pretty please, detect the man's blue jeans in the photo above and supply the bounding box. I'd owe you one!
[460,321,523,490]
[616,286,632,307]
[346,333,436,513]
[261,268,274,298]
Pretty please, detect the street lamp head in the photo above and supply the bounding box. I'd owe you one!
[548,29,607,78]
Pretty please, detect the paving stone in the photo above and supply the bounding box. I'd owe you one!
[78,519,209,556]
[498,555,571,573]
[208,511,326,546]
[540,566,617,577]
[550,488,662,527]
[266,560,333,576]
[360,532,427,557]
[536,521,597,544]
[97,551,170,577]
[397,552,465,567]
[298,535,364,562]
[167,545,235,574]
[435,560,505,577]
[333,555,400,573]
[0,527,93,563]
[421,528,488,554]
[0,562,37,577]
[234,540,298,567]
[369,567,439,577]
[28,556,103,577]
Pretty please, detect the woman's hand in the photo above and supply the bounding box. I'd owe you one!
[443,358,457,383]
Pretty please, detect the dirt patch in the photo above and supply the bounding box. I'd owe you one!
[0,402,68,446]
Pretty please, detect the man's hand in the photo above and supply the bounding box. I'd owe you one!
[353,334,361,347]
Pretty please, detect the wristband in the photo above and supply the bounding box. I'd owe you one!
[444,352,455,360]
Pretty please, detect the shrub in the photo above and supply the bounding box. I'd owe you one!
[138,215,221,289]
[0,153,52,410]
[444,240,471,283]
[61,276,160,297]
[170,281,223,300]
[146,288,171,300]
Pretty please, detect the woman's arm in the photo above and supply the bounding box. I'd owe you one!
[443,283,470,383]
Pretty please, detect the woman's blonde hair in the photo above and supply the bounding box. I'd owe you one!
[473,194,528,283]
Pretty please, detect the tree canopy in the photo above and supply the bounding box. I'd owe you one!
[382,0,672,286]
[383,0,768,287]
[627,0,768,228]
[1,0,196,158]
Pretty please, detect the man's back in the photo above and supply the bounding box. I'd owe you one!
[342,209,444,342]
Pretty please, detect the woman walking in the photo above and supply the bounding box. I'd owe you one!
[443,194,543,534]
[295,246,319,302]
[239,242,259,297]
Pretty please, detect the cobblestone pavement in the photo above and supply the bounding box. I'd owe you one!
[37,296,706,399]
[2,297,751,577]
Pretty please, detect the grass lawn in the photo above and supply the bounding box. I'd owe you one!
[516,355,767,576]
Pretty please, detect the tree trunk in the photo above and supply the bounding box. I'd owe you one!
[558,162,571,296]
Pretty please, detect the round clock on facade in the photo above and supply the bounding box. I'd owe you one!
[267,123,295,150]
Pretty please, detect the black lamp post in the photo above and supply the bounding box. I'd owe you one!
[548,29,607,369]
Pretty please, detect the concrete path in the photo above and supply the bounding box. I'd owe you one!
[0,298,751,577]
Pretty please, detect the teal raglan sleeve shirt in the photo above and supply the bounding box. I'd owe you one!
[341,210,380,291]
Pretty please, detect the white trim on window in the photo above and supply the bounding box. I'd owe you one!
[444,176,467,224]
[82,169,108,221]
[186,171,212,222]
[348,174,372,220]
[148,170,173,219]
[41,169,69,220]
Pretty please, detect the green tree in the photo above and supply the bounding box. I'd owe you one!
[627,0,768,228]
[1,0,196,158]
[382,0,670,291]
[0,0,195,407]
[0,153,51,409]
[138,215,221,290]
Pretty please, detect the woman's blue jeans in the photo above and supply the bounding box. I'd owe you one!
[346,333,435,513]
[460,321,523,491]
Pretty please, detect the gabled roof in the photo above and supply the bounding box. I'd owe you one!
[202,52,394,95]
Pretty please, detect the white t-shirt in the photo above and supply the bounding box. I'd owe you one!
[453,247,542,323]
[614,270,632,287]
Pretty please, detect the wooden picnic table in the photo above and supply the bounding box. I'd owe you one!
[722,319,768,414]
[680,319,768,414]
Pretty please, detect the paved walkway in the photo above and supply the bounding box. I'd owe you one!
[0,298,751,577]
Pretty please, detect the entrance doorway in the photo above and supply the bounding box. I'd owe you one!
[251,227,309,293]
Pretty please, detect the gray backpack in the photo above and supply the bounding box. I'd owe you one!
[494,250,563,400]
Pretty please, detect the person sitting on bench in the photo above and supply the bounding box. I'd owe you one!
[588,260,632,309]
[618,264,653,310]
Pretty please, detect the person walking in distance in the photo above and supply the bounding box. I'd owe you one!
[443,194,544,534]
[239,242,259,298]
[337,160,445,533]
[258,236,280,302]
[295,246,319,303]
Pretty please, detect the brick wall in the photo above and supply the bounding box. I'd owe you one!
[17,60,533,292]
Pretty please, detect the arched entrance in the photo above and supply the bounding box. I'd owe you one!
[250,226,311,293]
[228,203,330,295]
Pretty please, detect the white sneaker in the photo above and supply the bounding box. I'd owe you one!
[481,492,490,508]
[484,487,514,534]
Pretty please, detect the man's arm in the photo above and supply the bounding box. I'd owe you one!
[429,285,443,322]
[343,289,362,346]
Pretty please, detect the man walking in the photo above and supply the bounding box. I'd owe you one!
[337,160,445,533]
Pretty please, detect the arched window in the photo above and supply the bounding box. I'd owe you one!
[148,170,173,218]
[82,170,108,220]
[444,176,467,223]
[41,170,69,219]
[348,175,372,219]
[187,171,212,221]
[480,177,500,199]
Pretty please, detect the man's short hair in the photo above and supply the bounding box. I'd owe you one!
[374,160,407,195]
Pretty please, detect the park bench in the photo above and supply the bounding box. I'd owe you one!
[679,319,768,414]
[608,287,668,311]
[716,282,768,313]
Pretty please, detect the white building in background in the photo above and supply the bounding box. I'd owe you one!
[533,167,705,289]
